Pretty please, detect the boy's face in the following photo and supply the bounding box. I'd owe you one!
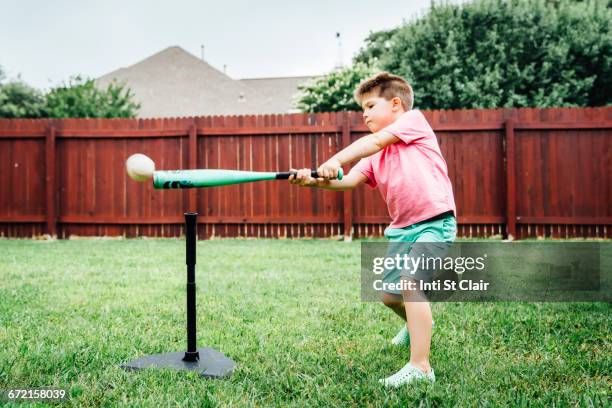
[360,90,404,133]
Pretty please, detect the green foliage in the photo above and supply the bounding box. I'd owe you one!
[44,76,140,118]
[353,28,400,66]
[294,63,379,112]
[0,67,47,118]
[0,64,140,119]
[372,0,611,109]
[301,0,610,111]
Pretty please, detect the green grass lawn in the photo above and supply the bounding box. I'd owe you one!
[0,239,610,407]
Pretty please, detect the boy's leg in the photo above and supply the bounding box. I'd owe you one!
[398,239,451,373]
[396,236,453,373]
[380,234,437,348]
[379,276,436,387]
[382,291,436,326]
[382,292,411,346]
[381,292,406,320]
[401,280,432,373]
[380,216,456,386]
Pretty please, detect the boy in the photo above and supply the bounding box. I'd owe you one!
[289,72,456,387]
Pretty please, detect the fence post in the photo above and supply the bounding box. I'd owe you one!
[504,118,517,240]
[341,112,353,241]
[45,125,57,237]
[188,122,198,212]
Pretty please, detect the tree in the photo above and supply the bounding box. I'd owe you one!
[376,0,611,109]
[353,28,400,66]
[294,63,379,112]
[298,0,611,111]
[0,66,141,118]
[44,76,140,118]
[0,66,47,118]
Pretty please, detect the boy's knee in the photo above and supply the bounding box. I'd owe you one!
[381,292,403,308]
[400,277,428,301]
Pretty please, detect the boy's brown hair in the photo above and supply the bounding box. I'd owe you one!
[354,72,414,111]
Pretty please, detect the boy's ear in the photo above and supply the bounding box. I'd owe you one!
[391,97,403,111]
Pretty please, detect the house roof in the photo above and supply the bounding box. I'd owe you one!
[96,46,318,117]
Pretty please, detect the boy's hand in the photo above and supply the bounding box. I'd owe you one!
[317,157,342,179]
[288,168,320,187]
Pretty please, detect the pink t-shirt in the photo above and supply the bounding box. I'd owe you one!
[352,109,456,229]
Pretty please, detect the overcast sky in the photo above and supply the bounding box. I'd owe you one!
[1,0,447,90]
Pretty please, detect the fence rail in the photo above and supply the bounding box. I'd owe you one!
[0,107,610,239]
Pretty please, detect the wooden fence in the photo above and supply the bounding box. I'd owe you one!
[0,107,610,239]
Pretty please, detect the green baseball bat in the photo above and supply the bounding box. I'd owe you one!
[153,168,343,189]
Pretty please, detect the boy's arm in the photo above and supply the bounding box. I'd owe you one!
[289,168,368,191]
[317,131,399,179]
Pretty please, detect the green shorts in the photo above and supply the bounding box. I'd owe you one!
[382,212,457,295]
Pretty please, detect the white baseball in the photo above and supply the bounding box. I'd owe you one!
[126,153,155,182]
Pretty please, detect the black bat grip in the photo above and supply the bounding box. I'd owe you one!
[276,171,319,179]
[276,168,344,180]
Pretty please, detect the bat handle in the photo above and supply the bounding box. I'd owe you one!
[276,168,344,180]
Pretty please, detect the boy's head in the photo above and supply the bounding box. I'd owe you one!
[354,72,413,132]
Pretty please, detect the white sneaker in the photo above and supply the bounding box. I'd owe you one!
[379,363,436,387]
[390,320,435,346]
[390,325,409,346]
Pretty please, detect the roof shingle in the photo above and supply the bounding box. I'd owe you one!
[96,46,318,117]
